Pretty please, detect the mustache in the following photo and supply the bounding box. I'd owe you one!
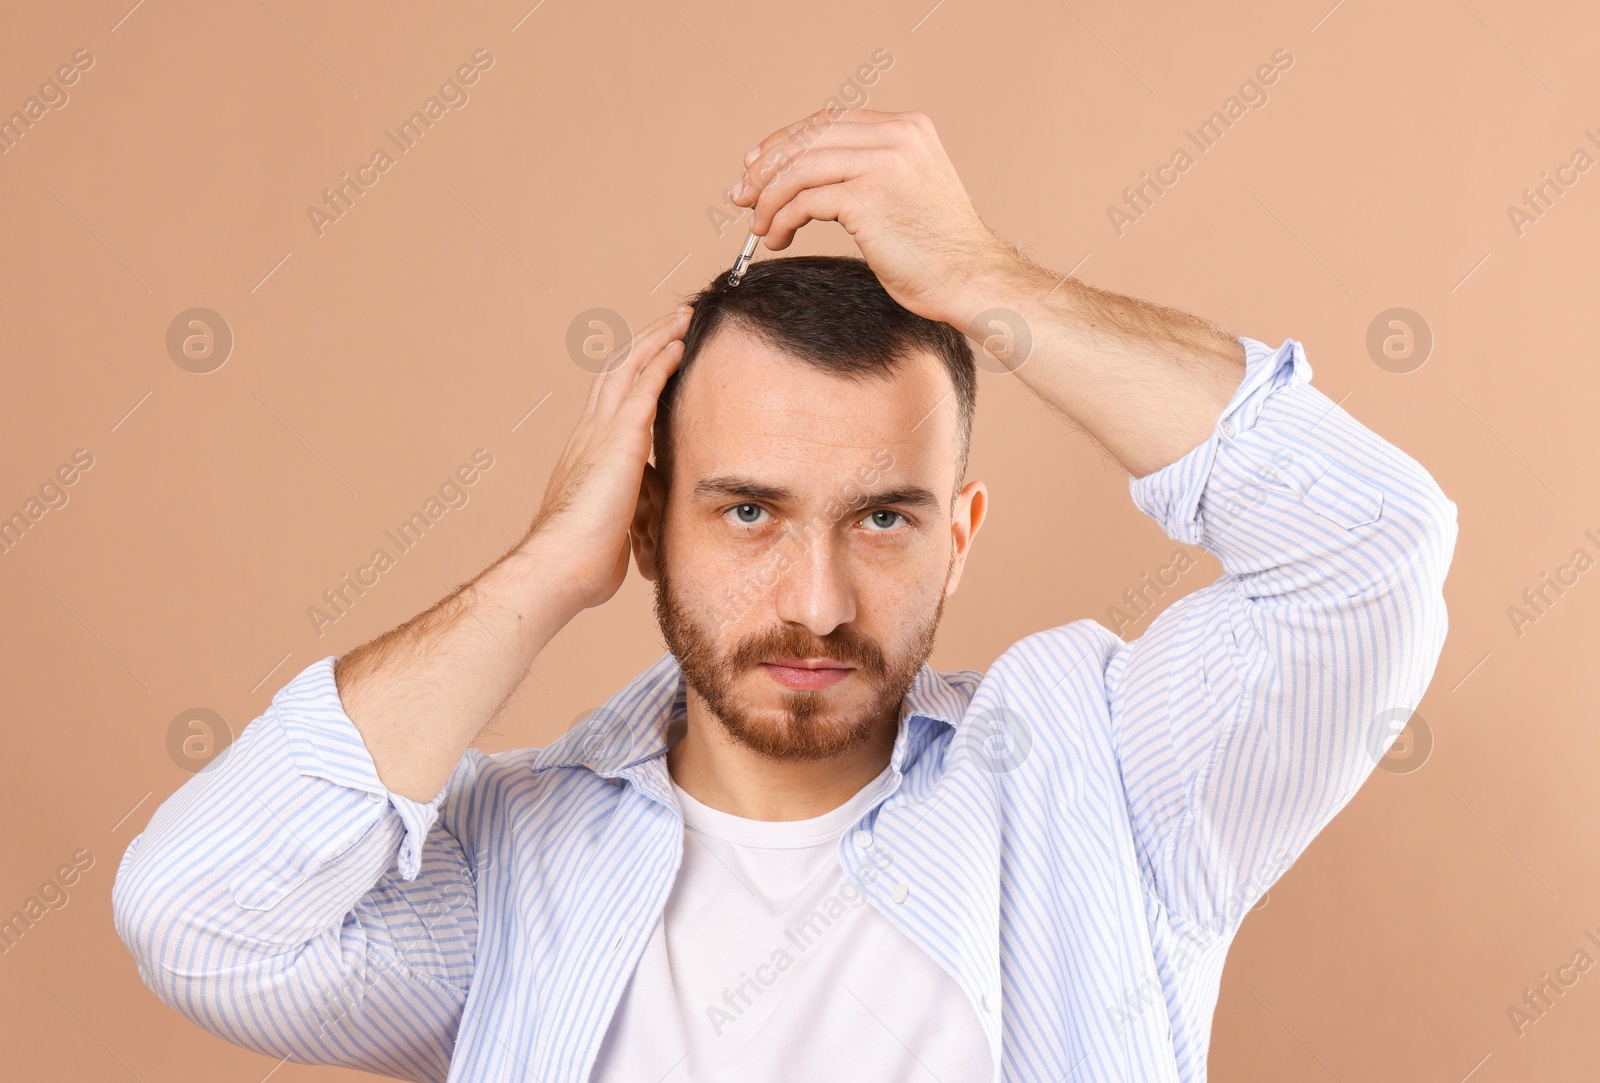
[727,623,887,678]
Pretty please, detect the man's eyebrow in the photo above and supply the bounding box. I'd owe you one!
[692,475,943,511]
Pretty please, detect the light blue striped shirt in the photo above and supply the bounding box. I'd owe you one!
[112,335,1457,1082]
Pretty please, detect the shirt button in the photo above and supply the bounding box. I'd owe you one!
[1220,418,1236,438]
[891,882,910,904]
[366,792,383,804]
[852,830,872,849]
[982,991,996,1013]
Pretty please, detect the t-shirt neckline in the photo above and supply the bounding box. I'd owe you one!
[671,765,893,849]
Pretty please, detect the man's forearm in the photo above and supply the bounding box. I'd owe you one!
[334,532,582,803]
[959,258,1248,479]
[331,305,693,805]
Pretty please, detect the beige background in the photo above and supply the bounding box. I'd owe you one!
[2,0,1596,1078]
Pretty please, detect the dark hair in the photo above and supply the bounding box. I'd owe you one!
[653,254,977,500]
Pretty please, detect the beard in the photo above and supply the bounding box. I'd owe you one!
[652,545,950,763]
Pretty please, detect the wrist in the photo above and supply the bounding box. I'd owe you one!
[941,248,1061,377]
[944,247,1054,338]
[482,531,589,639]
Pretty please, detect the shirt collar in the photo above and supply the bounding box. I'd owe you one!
[529,651,964,781]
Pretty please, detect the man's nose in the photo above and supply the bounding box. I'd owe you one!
[772,528,857,638]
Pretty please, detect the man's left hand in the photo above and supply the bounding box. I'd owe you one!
[728,109,1018,328]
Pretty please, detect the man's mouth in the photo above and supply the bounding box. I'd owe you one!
[757,658,856,691]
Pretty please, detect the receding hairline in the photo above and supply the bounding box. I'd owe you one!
[650,254,979,497]
[653,319,971,493]
[675,313,943,393]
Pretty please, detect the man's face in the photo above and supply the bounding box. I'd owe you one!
[638,323,986,762]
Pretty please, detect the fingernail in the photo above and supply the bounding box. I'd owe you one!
[743,145,761,165]
[730,178,747,201]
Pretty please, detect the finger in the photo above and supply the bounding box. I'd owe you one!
[741,108,912,170]
[615,337,688,436]
[593,310,691,420]
[735,121,888,210]
[736,111,921,201]
[623,336,688,411]
[619,305,694,376]
[763,183,852,251]
[588,306,691,416]
[742,146,883,237]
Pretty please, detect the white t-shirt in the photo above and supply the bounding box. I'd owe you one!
[591,765,994,1082]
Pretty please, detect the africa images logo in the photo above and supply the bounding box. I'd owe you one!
[306,50,495,238]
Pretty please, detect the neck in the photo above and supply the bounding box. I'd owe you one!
[666,692,898,820]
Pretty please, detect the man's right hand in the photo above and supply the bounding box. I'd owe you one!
[333,302,692,802]
[528,303,692,612]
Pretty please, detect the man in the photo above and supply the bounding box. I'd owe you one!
[112,110,1456,1082]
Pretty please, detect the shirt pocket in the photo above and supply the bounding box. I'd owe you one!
[1300,460,1384,530]
[228,831,317,911]
[1269,442,1386,531]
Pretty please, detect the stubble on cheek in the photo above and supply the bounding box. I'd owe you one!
[651,548,950,763]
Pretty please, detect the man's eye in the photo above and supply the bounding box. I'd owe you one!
[728,504,768,526]
[863,510,906,531]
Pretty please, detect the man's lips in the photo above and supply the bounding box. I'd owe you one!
[757,658,856,691]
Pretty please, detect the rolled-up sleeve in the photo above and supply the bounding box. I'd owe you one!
[1108,336,1458,932]
[111,656,480,1083]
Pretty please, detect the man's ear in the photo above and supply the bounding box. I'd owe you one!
[944,479,988,596]
[630,463,666,581]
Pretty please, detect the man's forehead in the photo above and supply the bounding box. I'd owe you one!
[672,323,960,490]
